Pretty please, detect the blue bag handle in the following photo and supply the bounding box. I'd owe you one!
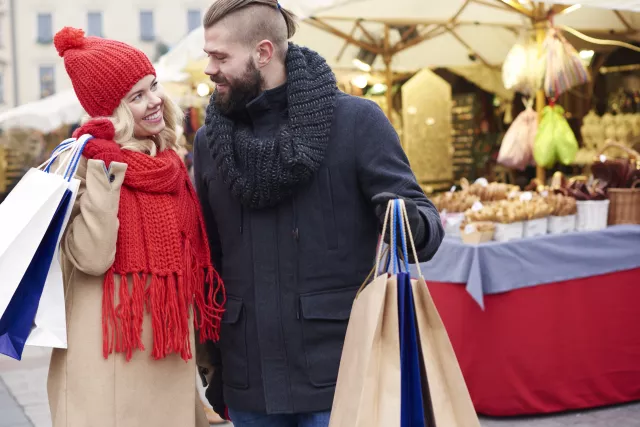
[42,138,75,173]
[63,135,92,181]
[42,134,93,181]
[373,198,425,279]
[389,199,411,275]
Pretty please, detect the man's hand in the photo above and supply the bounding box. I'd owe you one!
[372,192,425,243]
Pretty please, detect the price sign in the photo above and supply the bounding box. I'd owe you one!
[520,191,533,202]
[474,177,489,187]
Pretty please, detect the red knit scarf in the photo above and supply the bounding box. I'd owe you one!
[82,135,225,362]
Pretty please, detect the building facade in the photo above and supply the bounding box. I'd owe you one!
[0,0,15,113]
[6,0,211,108]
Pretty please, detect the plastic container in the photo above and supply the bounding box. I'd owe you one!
[442,212,465,239]
[460,222,495,245]
[548,215,576,234]
[494,221,524,242]
[524,217,548,238]
[576,200,610,231]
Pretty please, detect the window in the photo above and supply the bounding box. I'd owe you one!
[187,9,201,33]
[140,10,154,41]
[37,13,53,44]
[0,71,4,104]
[39,66,55,99]
[87,12,103,37]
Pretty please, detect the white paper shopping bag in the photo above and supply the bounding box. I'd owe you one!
[0,169,68,316]
[26,135,91,349]
[25,177,80,348]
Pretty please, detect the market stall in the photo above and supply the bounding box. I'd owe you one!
[421,152,640,414]
[425,266,640,416]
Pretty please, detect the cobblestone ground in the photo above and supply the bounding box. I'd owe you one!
[2,348,639,427]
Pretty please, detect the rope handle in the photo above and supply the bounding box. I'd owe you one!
[400,199,423,279]
[357,199,425,298]
[374,199,394,277]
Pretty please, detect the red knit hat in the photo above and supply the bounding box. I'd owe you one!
[54,27,156,117]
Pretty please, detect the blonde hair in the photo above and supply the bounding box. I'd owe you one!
[80,87,184,156]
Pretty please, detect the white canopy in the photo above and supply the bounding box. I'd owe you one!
[3,0,639,132]
[550,0,640,12]
[0,91,84,134]
[292,0,640,71]
[0,0,354,133]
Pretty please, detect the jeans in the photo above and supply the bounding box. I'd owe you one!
[227,408,331,427]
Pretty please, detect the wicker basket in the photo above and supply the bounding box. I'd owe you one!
[596,142,640,225]
[608,181,640,225]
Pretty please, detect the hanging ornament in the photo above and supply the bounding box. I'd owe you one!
[540,26,590,98]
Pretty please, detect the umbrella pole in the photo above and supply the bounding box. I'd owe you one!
[383,25,394,125]
[384,56,394,124]
[534,5,547,185]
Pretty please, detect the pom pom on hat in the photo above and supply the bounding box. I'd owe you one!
[54,27,86,57]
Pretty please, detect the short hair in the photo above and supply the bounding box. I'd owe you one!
[203,0,298,59]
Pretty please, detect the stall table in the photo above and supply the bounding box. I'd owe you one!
[418,225,640,416]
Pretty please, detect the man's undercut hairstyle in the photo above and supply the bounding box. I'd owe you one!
[203,0,298,60]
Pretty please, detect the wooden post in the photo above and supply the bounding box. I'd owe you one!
[383,24,394,125]
[534,4,547,185]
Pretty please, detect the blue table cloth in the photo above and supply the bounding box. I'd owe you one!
[416,225,640,308]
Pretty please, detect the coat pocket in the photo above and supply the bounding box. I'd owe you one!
[299,286,359,387]
[219,296,249,389]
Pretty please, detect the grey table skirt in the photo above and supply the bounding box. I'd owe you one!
[414,224,640,308]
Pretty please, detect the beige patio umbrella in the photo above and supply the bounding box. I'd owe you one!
[291,0,640,181]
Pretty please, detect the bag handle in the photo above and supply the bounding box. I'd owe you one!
[374,199,424,279]
[39,138,75,172]
[39,134,93,181]
[398,199,424,279]
[63,135,93,181]
[356,199,425,298]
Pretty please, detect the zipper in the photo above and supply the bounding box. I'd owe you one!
[292,197,300,319]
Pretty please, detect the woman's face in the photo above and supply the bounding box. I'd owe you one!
[124,74,165,138]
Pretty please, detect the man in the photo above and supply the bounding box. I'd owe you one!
[193,1,444,426]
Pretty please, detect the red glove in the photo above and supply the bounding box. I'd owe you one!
[74,119,123,167]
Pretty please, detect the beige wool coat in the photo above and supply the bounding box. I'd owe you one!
[47,157,210,427]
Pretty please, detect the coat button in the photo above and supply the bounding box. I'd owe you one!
[109,174,115,183]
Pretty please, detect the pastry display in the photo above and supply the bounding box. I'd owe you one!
[545,194,577,216]
[433,191,480,213]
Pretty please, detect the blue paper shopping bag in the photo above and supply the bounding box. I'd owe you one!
[388,200,431,427]
[392,200,479,427]
[0,135,90,359]
[0,189,73,359]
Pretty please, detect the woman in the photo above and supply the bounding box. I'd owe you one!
[47,27,224,427]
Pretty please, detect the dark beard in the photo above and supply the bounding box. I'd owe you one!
[212,61,263,115]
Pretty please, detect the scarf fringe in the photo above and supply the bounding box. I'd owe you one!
[131,273,146,352]
[195,267,226,343]
[101,240,224,361]
[116,274,132,359]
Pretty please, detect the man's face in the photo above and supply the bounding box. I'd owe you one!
[204,25,263,115]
